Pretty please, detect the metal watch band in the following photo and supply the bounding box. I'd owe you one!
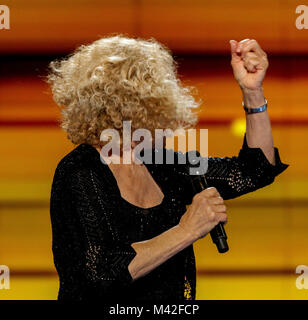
[242,99,268,114]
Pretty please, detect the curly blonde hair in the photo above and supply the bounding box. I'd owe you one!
[47,34,200,147]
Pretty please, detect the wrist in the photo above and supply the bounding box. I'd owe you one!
[241,87,265,108]
[176,223,197,244]
[243,99,267,114]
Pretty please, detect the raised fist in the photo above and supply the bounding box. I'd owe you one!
[230,39,269,91]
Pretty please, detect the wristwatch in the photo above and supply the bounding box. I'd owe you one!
[243,99,267,114]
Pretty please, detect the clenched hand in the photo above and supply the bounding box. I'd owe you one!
[230,39,269,91]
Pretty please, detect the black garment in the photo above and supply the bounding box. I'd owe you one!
[50,137,288,301]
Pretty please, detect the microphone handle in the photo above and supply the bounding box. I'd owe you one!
[210,222,229,253]
[191,176,229,254]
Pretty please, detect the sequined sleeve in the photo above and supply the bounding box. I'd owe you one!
[50,166,137,298]
[174,135,289,203]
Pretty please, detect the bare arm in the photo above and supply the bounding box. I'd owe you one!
[243,88,275,165]
[230,39,275,164]
[129,224,193,280]
[128,187,227,281]
[130,38,275,281]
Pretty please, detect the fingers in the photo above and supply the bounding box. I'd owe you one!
[208,196,224,205]
[218,213,228,225]
[237,39,265,57]
[202,187,220,198]
[214,204,227,213]
[186,187,228,240]
[230,38,267,62]
[232,39,268,73]
[230,40,238,55]
[236,38,250,53]
[193,187,223,205]
[194,188,226,216]
[193,187,220,203]
[230,40,240,62]
[244,52,268,72]
[243,52,259,72]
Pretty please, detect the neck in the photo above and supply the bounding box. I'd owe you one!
[94,146,143,168]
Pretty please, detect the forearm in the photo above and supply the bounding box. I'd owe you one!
[128,224,194,281]
[242,87,275,165]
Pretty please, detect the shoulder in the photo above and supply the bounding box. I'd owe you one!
[52,144,100,183]
[148,148,207,191]
[167,148,209,176]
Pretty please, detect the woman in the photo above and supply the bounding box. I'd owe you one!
[48,35,288,301]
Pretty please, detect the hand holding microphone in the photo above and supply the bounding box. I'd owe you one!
[178,187,228,247]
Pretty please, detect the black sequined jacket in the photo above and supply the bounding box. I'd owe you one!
[50,136,288,301]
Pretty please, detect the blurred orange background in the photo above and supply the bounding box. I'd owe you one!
[0,0,307,300]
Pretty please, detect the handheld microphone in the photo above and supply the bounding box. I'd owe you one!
[190,172,229,254]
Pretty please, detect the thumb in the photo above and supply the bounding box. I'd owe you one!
[230,40,241,63]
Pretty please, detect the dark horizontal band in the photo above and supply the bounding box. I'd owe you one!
[243,99,268,114]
